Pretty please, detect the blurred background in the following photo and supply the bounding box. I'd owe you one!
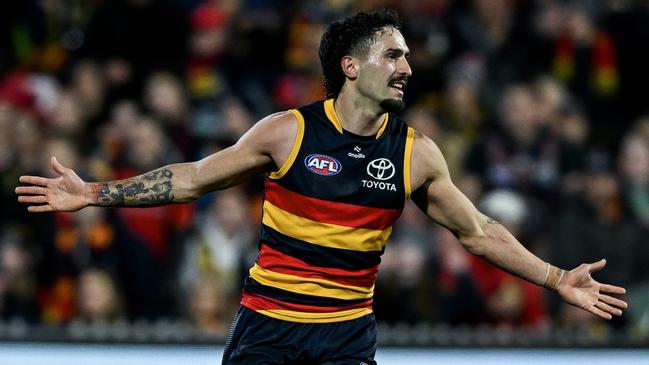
[1,0,649,349]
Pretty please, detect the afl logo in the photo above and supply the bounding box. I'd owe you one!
[366,158,395,180]
[304,154,342,176]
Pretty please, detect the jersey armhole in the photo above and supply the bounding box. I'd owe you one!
[269,109,305,180]
[403,127,415,199]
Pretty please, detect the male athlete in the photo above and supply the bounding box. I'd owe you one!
[16,9,626,365]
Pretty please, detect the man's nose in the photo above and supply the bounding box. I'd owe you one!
[397,57,412,77]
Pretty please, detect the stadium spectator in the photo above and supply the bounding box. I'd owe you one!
[2,1,645,345]
[177,188,254,323]
[76,268,125,323]
[0,225,39,323]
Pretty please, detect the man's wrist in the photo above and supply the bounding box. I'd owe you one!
[543,263,566,291]
[85,182,99,207]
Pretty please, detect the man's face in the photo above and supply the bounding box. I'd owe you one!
[354,27,412,112]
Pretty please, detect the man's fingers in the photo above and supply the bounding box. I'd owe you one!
[599,294,628,309]
[588,259,606,273]
[18,195,48,204]
[588,305,612,320]
[600,284,626,295]
[18,176,50,187]
[15,186,48,195]
[27,205,53,213]
[51,156,67,175]
[595,301,623,317]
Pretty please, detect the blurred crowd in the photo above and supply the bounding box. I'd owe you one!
[1,0,649,343]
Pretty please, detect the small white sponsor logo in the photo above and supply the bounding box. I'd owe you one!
[362,179,397,191]
[348,146,365,159]
[366,158,395,180]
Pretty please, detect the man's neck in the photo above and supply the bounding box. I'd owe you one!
[333,92,386,136]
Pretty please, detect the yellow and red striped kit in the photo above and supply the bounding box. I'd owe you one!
[241,99,414,323]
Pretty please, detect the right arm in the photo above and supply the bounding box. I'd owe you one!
[409,131,627,320]
[16,111,298,212]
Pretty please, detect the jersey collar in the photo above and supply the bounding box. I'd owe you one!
[324,99,389,139]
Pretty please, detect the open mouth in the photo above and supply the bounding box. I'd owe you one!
[388,79,407,93]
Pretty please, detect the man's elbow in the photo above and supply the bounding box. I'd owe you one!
[458,234,487,257]
[179,189,201,203]
[173,185,201,203]
[175,163,203,202]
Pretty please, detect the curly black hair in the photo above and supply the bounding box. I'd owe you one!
[319,9,402,99]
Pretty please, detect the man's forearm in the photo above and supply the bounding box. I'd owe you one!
[86,164,195,207]
[460,216,562,289]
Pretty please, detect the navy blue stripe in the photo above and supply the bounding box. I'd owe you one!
[243,277,371,307]
[260,225,383,270]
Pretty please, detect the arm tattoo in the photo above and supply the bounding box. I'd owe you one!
[93,168,175,207]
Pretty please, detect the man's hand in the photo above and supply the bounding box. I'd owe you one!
[557,259,627,320]
[15,156,88,212]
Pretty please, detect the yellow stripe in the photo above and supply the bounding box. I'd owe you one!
[375,113,389,139]
[256,308,372,323]
[404,127,414,199]
[250,264,374,299]
[262,201,390,251]
[269,109,305,179]
[323,99,343,134]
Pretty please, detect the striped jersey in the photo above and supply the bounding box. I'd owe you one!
[241,99,415,323]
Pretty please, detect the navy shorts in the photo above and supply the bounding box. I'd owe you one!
[222,307,378,365]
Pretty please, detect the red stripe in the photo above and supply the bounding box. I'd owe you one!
[241,290,373,313]
[258,243,378,288]
[264,180,401,230]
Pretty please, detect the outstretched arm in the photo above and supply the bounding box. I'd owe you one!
[409,131,627,320]
[16,111,298,212]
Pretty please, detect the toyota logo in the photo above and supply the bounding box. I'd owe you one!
[366,158,395,180]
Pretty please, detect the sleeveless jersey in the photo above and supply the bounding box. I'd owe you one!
[241,99,415,323]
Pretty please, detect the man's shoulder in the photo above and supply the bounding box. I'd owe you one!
[257,109,301,127]
[408,128,448,183]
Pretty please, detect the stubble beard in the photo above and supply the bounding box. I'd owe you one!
[379,99,405,113]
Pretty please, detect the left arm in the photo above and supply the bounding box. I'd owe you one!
[409,131,627,319]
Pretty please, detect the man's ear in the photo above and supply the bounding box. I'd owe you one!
[341,55,358,79]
